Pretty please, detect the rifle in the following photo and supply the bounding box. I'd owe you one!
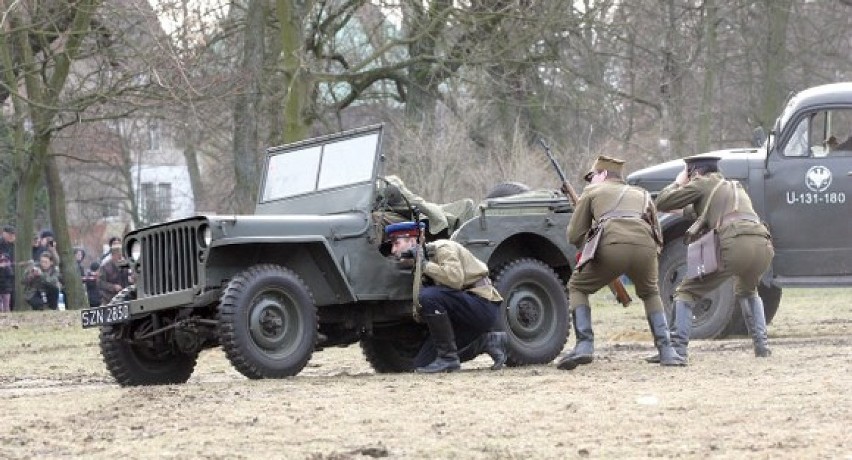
[538,139,633,308]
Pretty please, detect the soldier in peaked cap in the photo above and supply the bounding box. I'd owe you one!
[556,156,684,371]
[386,221,507,373]
[654,154,774,362]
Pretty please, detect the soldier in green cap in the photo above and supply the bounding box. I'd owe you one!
[654,155,774,361]
[556,156,684,370]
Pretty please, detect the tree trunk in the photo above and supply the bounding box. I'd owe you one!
[232,0,266,213]
[277,0,310,143]
[759,0,792,128]
[697,0,718,153]
[45,150,85,310]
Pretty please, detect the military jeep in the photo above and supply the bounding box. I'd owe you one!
[82,124,578,386]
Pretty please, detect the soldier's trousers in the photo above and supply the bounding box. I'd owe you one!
[568,243,663,314]
[675,234,774,301]
[414,286,500,367]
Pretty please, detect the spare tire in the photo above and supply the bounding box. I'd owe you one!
[485,182,531,199]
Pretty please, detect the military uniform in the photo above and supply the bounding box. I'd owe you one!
[557,156,683,370]
[385,223,506,373]
[655,156,774,358]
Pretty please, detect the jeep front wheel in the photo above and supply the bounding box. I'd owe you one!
[493,258,569,366]
[100,290,198,386]
[218,264,317,379]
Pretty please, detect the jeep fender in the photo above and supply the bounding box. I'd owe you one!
[205,237,356,305]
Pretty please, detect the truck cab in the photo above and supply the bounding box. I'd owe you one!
[628,82,852,338]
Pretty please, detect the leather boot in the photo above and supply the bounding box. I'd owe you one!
[646,311,686,366]
[556,305,594,370]
[415,313,461,373]
[670,300,694,360]
[739,296,771,357]
[457,331,508,370]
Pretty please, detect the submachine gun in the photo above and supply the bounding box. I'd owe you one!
[538,139,633,308]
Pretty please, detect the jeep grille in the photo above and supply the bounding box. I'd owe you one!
[139,225,200,298]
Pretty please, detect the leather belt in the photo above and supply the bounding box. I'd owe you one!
[721,212,760,227]
[467,277,492,289]
[599,210,643,220]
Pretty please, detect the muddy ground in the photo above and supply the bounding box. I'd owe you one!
[1,288,850,459]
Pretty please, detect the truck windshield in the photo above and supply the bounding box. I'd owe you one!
[261,132,379,202]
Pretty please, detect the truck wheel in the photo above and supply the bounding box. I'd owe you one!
[485,182,530,199]
[659,237,735,339]
[100,290,198,386]
[361,337,423,373]
[493,258,569,366]
[218,264,317,379]
[723,283,783,336]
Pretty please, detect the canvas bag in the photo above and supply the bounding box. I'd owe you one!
[685,180,736,280]
[576,185,632,271]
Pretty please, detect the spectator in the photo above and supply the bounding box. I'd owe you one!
[101,236,121,265]
[98,241,129,304]
[0,225,15,311]
[0,253,12,312]
[83,261,101,308]
[23,252,62,311]
[32,230,60,265]
[73,248,86,276]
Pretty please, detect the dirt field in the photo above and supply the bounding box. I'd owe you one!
[1,288,850,459]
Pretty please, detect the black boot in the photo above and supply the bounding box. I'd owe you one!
[556,305,594,370]
[646,311,686,366]
[671,300,694,360]
[457,331,507,370]
[415,313,461,373]
[739,296,771,357]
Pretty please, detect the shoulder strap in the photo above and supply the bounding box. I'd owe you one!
[697,179,727,229]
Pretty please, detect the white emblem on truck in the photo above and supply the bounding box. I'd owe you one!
[805,166,831,192]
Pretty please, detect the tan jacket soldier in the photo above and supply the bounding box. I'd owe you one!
[655,155,774,360]
[386,222,507,373]
[556,156,684,371]
[423,240,503,303]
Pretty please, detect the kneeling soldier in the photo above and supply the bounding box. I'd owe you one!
[387,222,507,373]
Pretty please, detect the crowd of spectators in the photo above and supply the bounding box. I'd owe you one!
[0,225,127,312]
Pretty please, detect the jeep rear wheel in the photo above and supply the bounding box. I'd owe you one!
[100,290,198,386]
[493,258,569,366]
[218,264,317,379]
[659,237,735,339]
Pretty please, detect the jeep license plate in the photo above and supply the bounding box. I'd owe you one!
[81,303,130,329]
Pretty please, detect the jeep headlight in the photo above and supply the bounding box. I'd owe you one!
[128,239,142,261]
[198,224,212,248]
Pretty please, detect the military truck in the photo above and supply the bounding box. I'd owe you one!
[82,124,578,386]
[628,82,852,339]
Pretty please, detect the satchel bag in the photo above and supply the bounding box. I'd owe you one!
[685,181,735,280]
[686,229,721,280]
[576,185,631,271]
[576,225,602,271]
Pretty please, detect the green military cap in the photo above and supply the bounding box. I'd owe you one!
[683,155,721,171]
[583,155,626,182]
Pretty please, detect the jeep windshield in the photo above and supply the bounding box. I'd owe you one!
[256,126,383,215]
[261,131,379,202]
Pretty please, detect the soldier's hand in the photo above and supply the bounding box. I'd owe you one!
[396,246,424,271]
[675,166,689,186]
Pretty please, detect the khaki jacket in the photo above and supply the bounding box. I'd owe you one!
[384,175,449,234]
[655,173,770,239]
[422,240,503,302]
[567,179,661,250]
